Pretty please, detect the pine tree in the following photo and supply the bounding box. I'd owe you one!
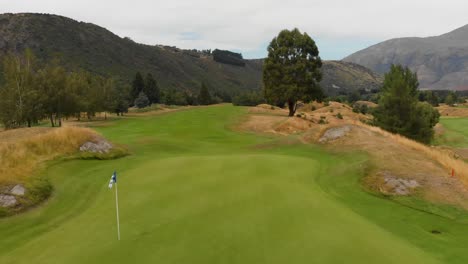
[198,82,212,105]
[130,72,145,104]
[373,65,439,144]
[144,73,160,104]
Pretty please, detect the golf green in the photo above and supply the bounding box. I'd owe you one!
[1,105,468,263]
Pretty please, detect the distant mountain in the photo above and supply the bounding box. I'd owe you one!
[344,24,468,90]
[0,13,382,97]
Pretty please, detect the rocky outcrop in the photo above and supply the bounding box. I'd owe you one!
[344,24,468,90]
[0,184,26,208]
[0,194,16,207]
[319,126,351,143]
[79,139,113,153]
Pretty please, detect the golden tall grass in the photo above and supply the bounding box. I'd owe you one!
[353,121,468,186]
[0,127,97,185]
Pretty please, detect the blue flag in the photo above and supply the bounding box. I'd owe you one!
[109,171,117,189]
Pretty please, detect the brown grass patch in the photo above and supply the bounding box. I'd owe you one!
[0,127,98,185]
[437,104,468,117]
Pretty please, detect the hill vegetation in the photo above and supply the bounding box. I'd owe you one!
[0,13,383,100]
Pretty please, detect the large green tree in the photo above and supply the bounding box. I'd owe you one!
[373,65,440,144]
[0,50,43,128]
[263,28,323,116]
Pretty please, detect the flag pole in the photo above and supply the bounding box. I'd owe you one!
[115,182,121,241]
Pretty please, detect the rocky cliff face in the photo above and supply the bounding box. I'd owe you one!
[344,24,468,90]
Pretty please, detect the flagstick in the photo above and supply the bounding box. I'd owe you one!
[115,182,121,241]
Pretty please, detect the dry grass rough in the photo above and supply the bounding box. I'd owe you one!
[0,127,97,185]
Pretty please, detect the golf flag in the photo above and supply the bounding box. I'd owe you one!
[108,170,120,240]
[109,171,117,189]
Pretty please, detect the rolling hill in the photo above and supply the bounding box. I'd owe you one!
[344,24,468,90]
[0,13,382,96]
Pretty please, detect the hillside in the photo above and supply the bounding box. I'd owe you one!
[0,13,382,97]
[320,61,383,96]
[343,24,468,90]
[0,13,263,96]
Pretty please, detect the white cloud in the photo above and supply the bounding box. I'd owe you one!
[1,0,467,58]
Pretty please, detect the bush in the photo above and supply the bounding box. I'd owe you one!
[319,116,328,124]
[336,113,343,119]
[352,104,360,113]
[134,92,150,108]
[360,104,368,114]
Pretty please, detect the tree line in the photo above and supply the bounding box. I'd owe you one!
[0,50,129,129]
[129,72,224,107]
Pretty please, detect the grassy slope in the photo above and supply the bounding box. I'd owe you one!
[1,106,468,263]
[435,117,468,147]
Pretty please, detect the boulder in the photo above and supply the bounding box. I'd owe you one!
[10,184,26,196]
[0,194,17,207]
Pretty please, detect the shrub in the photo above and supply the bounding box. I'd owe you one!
[134,92,150,108]
[336,113,343,119]
[360,104,368,114]
[319,116,327,124]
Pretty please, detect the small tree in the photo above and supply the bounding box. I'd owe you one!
[263,28,323,116]
[198,82,212,105]
[373,65,439,143]
[134,92,150,108]
[445,91,457,106]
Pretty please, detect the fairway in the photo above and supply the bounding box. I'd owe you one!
[436,117,468,147]
[1,105,468,263]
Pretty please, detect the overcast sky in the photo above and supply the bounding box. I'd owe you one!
[1,0,467,59]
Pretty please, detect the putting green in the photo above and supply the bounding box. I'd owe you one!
[1,105,467,263]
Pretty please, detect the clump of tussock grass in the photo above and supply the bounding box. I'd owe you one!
[0,126,97,185]
[352,121,468,185]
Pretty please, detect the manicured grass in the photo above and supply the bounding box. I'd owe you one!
[435,117,468,147]
[1,105,468,263]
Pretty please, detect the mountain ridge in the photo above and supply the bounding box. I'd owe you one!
[344,24,468,90]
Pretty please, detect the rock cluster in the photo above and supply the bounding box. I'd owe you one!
[79,139,112,154]
[319,126,351,143]
[0,184,26,208]
[382,173,420,195]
